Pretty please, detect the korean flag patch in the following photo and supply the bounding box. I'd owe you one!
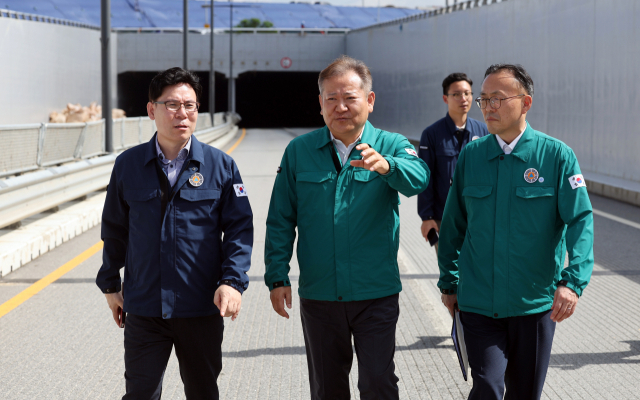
[233,184,248,197]
[405,148,418,157]
[569,174,586,190]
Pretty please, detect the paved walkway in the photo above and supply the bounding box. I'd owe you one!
[0,128,639,399]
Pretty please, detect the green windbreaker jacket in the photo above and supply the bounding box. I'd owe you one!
[438,123,594,318]
[265,121,430,301]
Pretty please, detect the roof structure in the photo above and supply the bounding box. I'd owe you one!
[1,1,424,29]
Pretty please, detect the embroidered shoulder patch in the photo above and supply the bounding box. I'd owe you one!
[405,148,418,157]
[568,174,586,190]
[233,184,248,197]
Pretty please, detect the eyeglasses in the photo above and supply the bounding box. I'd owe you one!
[475,94,525,110]
[154,101,200,112]
[447,91,473,100]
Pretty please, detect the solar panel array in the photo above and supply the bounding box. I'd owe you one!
[1,0,424,29]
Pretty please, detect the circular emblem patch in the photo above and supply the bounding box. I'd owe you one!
[189,172,204,187]
[524,168,539,183]
[472,136,480,141]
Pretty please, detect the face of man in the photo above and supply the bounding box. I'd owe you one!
[443,80,472,117]
[147,83,198,148]
[480,70,532,137]
[318,71,375,142]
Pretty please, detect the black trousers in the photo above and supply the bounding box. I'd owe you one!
[460,310,556,400]
[300,294,400,400]
[123,313,224,400]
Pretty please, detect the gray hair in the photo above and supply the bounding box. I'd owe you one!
[318,55,373,94]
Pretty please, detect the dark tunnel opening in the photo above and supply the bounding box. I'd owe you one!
[118,70,324,129]
[118,71,228,118]
[235,71,324,128]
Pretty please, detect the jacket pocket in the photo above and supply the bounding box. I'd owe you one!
[123,188,159,203]
[297,171,334,183]
[353,170,379,182]
[462,185,492,198]
[180,189,221,202]
[177,189,222,234]
[515,186,555,199]
[462,185,493,225]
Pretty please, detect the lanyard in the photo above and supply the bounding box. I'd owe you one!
[330,145,342,174]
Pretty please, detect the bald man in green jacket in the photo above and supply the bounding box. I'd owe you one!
[438,64,594,399]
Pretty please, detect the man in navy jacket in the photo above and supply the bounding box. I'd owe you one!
[417,72,488,252]
[96,67,253,399]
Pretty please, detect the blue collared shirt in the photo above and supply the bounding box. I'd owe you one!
[156,136,191,187]
[417,113,489,221]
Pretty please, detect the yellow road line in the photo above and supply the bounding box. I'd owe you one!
[0,241,104,319]
[226,128,246,155]
[0,127,247,319]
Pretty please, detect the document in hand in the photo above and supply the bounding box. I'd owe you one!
[451,309,470,381]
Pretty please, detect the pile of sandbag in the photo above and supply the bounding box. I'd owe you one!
[49,102,126,123]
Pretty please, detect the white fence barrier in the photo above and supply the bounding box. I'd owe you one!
[0,112,240,230]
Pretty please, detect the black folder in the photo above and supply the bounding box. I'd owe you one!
[451,309,470,381]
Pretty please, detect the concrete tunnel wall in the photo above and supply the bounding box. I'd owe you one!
[346,0,640,184]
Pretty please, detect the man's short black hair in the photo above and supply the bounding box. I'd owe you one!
[148,67,202,102]
[442,73,473,95]
[484,64,534,96]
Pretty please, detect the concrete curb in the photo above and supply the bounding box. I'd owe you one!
[0,192,106,277]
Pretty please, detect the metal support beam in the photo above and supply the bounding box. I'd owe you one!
[100,0,113,153]
[228,0,233,113]
[183,0,188,69]
[209,0,215,118]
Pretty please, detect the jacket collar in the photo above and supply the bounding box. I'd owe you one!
[144,132,206,166]
[486,122,534,162]
[444,112,462,134]
[316,120,376,149]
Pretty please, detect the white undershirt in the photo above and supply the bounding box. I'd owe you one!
[330,129,364,165]
[495,127,525,155]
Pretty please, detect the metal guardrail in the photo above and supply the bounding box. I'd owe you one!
[0,8,99,30]
[0,113,228,178]
[349,0,508,32]
[0,112,240,230]
[112,27,351,34]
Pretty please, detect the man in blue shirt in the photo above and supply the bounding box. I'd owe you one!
[96,67,253,399]
[417,73,489,251]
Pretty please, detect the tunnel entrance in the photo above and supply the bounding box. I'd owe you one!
[117,71,229,118]
[235,71,324,128]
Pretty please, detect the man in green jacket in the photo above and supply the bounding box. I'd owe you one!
[265,56,429,400]
[438,64,594,399]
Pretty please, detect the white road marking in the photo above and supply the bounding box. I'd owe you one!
[593,208,640,231]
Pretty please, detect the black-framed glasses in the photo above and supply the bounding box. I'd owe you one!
[447,91,473,100]
[154,101,200,112]
[475,94,525,110]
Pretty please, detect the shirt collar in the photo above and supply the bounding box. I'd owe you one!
[329,127,363,147]
[495,126,525,154]
[486,122,534,162]
[156,135,192,162]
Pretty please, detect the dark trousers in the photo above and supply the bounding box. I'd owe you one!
[123,313,224,400]
[460,310,556,400]
[300,294,400,400]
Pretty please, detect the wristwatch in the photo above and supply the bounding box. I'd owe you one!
[440,288,456,295]
[557,280,568,287]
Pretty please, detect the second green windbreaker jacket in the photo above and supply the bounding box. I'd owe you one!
[265,121,430,302]
[438,123,594,318]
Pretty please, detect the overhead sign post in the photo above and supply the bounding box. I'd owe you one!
[184,0,188,70]
[100,0,113,153]
[209,0,215,118]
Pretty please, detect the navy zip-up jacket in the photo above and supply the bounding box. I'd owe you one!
[417,113,489,221]
[96,133,253,319]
